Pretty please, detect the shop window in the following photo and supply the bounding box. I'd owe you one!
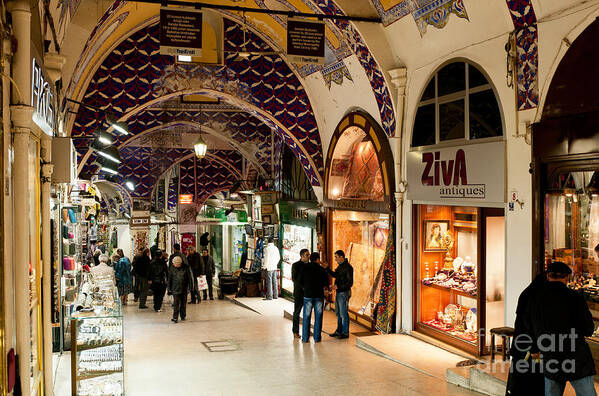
[544,170,599,338]
[412,61,502,147]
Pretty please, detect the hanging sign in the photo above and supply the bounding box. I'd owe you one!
[179,194,193,204]
[159,7,203,57]
[286,18,325,65]
[406,141,505,204]
[31,59,55,136]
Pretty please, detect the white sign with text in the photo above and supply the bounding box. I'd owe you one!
[406,141,505,204]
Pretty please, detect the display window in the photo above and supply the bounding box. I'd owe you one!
[543,170,599,338]
[331,210,389,321]
[281,224,313,294]
[230,225,245,270]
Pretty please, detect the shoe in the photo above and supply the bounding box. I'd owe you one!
[171,318,178,323]
[329,332,341,338]
[302,340,309,343]
[314,340,322,343]
[293,333,301,339]
[190,301,196,304]
[262,298,272,300]
[338,334,349,339]
[181,318,186,321]
[210,297,214,300]
[139,306,149,309]
[155,309,162,312]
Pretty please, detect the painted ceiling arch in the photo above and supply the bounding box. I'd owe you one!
[71,19,323,188]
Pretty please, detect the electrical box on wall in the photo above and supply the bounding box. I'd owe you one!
[51,137,77,183]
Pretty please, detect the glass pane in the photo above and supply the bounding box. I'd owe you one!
[439,99,465,141]
[469,64,488,88]
[544,170,599,339]
[421,78,435,101]
[438,62,466,96]
[485,216,505,348]
[281,224,312,294]
[469,90,502,139]
[418,205,479,345]
[412,104,436,147]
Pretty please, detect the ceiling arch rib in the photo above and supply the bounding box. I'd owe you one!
[71,19,323,189]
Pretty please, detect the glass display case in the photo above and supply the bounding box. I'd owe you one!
[70,288,124,396]
[415,205,481,353]
[281,224,313,294]
[543,170,599,338]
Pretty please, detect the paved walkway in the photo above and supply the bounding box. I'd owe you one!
[55,296,482,395]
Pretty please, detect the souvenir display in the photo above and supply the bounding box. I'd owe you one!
[423,303,478,343]
[422,266,477,296]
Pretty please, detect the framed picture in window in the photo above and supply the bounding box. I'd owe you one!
[423,220,449,252]
[262,204,275,215]
[262,215,272,224]
[261,193,274,204]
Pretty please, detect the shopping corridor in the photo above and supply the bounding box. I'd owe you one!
[55,298,478,396]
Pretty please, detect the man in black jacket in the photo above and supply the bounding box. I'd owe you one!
[149,249,168,312]
[291,249,310,338]
[325,250,354,339]
[168,243,188,268]
[201,248,216,300]
[187,246,203,304]
[134,248,151,309]
[298,252,329,343]
[168,256,194,323]
[529,261,596,396]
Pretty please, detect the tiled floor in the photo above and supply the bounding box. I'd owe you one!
[55,296,482,395]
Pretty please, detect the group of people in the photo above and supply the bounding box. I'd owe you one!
[290,249,354,343]
[507,251,599,396]
[86,242,218,324]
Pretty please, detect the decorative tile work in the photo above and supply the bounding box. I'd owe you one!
[167,169,178,212]
[370,0,411,26]
[505,0,538,110]
[178,156,238,207]
[411,0,469,36]
[322,60,353,90]
[72,20,324,189]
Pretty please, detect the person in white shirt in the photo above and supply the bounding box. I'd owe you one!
[91,254,116,286]
[262,237,280,300]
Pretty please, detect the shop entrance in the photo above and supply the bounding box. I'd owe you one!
[482,209,505,352]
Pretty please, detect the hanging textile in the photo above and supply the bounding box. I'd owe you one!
[375,216,396,334]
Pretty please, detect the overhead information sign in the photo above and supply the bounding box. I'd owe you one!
[179,194,193,204]
[286,18,325,65]
[160,7,203,57]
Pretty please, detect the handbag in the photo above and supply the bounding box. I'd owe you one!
[197,275,208,291]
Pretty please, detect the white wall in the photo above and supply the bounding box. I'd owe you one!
[116,224,132,260]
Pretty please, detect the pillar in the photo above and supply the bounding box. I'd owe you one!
[388,67,407,333]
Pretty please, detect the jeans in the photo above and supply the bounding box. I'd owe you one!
[202,275,214,300]
[545,376,597,396]
[292,289,304,334]
[265,270,278,299]
[302,298,323,342]
[152,282,166,311]
[138,277,149,307]
[172,293,187,320]
[335,290,350,336]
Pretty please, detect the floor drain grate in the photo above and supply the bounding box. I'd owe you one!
[201,340,238,352]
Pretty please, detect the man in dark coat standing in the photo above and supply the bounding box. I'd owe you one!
[169,243,188,268]
[149,249,168,312]
[201,248,216,300]
[506,272,546,396]
[134,248,151,309]
[168,256,193,323]
[187,246,203,304]
[291,249,310,338]
[530,261,596,396]
[298,252,329,343]
[325,250,354,339]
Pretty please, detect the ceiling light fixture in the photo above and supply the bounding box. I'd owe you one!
[194,135,207,159]
[106,115,129,135]
[124,179,135,191]
[97,146,122,164]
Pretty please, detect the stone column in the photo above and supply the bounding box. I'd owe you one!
[11,105,33,396]
[388,67,407,333]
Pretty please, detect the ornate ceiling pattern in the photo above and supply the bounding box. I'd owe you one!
[179,155,239,206]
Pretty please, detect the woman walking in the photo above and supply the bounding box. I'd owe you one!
[113,252,133,305]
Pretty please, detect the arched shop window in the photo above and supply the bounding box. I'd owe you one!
[412,61,503,147]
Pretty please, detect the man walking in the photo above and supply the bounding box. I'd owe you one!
[291,249,310,338]
[298,252,329,343]
[325,250,354,339]
[134,248,151,309]
[168,256,193,323]
[262,237,280,300]
[530,261,596,396]
[200,248,216,300]
[149,249,168,312]
[187,246,203,304]
[169,243,188,268]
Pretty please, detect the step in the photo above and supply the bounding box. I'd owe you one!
[446,366,471,389]
[469,362,509,396]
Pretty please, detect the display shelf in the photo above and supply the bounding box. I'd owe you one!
[76,341,121,352]
[422,283,477,299]
[77,370,123,380]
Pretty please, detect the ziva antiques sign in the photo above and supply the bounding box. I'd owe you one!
[406,141,505,204]
[31,59,55,136]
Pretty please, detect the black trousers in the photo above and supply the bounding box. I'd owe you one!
[292,289,304,334]
[152,282,166,311]
[202,275,214,300]
[133,275,140,300]
[173,293,187,320]
[138,277,149,307]
[190,276,200,303]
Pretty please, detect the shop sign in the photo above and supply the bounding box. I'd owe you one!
[279,201,317,226]
[159,7,202,57]
[130,217,150,228]
[179,194,193,204]
[323,198,391,213]
[31,59,55,136]
[286,18,325,65]
[406,141,505,204]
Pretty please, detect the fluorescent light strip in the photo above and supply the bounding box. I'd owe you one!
[100,166,118,175]
[97,150,121,164]
[98,136,112,145]
[112,123,128,135]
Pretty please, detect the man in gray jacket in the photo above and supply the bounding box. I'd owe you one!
[168,256,194,323]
